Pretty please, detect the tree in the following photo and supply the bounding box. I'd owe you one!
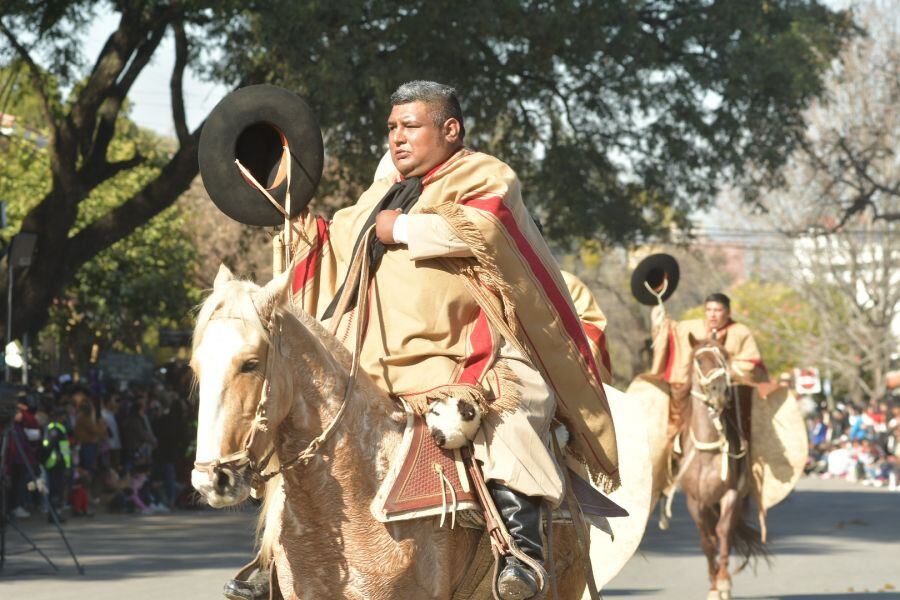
[750,0,900,231]
[0,1,854,338]
[0,63,202,373]
[744,1,899,404]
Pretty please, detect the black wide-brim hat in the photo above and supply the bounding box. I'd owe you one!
[630,253,680,306]
[199,84,324,226]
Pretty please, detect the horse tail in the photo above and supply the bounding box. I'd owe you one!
[256,458,283,569]
[731,499,770,573]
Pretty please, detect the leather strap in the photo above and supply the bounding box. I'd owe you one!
[552,435,601,600]
[262,226,374,478]
[463,450,548,599]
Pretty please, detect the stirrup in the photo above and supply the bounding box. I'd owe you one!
[224,552,269,600]
[497,556,540,600]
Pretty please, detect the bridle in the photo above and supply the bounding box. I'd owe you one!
[193,228,374,490]
[691,344,731,410]
[688,343,746,481]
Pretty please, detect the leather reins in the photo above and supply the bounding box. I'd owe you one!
[688,344,747,481]
[194,228,375,488]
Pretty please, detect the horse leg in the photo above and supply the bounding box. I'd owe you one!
[714,489,741,600]
[686,494,719,599]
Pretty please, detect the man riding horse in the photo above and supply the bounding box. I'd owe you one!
[221,81,619,600]
[649,292,768,388]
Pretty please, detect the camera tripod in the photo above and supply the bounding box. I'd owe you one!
[0,423,84,575]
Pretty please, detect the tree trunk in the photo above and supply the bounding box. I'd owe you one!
[0,141,201,341]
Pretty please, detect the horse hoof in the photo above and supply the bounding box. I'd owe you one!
[707,591,720,600]
[716,578,733,600]
[658,517,670,531]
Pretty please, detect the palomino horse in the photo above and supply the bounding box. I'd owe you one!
[672,334,765,600]
[189,266,587,599]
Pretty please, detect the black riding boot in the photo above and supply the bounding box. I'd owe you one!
[224,565,270,600]
[488,482,545,600]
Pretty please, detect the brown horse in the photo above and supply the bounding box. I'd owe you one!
[670,335,765,600]
[189,266,587,599]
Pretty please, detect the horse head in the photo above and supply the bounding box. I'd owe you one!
[190,264,293,507]
[688,332,731,413]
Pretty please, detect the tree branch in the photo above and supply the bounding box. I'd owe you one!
[69,12,142,135]
[67,127,202,269]
[81,22,169,166]
[170,22,190,147]
[83,154,147,188]
[0,21,56,132]
[71,6,177,153]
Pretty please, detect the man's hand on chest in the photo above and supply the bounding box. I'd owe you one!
[376,209,405,245]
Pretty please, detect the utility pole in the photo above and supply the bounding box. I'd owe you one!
[4,233,37,382]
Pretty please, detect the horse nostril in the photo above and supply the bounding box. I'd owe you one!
[214,470,231,494]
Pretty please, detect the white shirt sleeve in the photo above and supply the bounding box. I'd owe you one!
[392,213,410,244]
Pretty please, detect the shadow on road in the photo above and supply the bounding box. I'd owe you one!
[0,508,257,581]
[742,594,900,599]
[637,483,900,558]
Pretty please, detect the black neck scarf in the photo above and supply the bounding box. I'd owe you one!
[321,176,423,320]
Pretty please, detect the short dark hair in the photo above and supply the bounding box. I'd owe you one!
[705,293,731,310]
[390,80,465,140]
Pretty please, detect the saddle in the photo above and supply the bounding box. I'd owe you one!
[370,409,627,526]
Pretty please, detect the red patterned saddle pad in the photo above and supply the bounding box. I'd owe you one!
[371,414,479,522]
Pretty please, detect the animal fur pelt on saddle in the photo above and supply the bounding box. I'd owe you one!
[424,395,482,450]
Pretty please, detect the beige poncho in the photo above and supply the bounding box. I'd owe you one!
[650,314,768,385]
[289,149,620,491]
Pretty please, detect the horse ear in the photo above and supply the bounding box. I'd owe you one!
[688,332,699,349]
[214,264,235,290]
[258,268,293,320]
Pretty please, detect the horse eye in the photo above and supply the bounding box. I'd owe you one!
[241,360,259,374]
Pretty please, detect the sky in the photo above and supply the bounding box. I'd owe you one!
[82,10,227,136]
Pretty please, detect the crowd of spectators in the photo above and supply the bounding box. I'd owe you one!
[806,397,900,490]
[3,367,196,523]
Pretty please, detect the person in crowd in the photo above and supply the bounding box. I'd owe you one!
[825,437,854,479]
[5,393,41,519]
[74,400,107,481]
[42,406,72,521]
[101,393,123,469]
[121,396,157,470]
[152,394,189,508]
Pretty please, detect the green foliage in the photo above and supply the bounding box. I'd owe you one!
[0,88,200,364]
[204,0,854,245]
[42,202,201,358]
[0,136,52,233]
[0,0,857,345]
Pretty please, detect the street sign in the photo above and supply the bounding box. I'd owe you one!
[793,367,822,395]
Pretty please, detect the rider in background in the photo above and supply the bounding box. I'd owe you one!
[650,292,768,387]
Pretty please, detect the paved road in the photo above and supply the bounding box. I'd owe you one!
[608,477,900,599]
[0,477,897,599]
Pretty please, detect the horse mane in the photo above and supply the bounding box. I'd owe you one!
[192,279,271,355]
[193,275,355,371]
[286,305,355,372]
